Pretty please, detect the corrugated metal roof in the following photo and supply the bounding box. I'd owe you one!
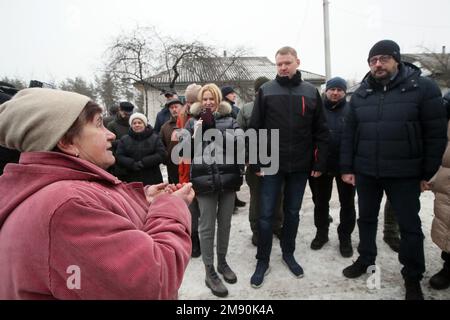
[145,56,325,84]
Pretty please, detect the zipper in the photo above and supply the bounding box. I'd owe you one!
[288,85,293,172]
[375,87,386,178]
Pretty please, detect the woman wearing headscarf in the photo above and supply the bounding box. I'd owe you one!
[0,88,194,299]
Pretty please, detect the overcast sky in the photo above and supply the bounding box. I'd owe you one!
[1,0,449,85]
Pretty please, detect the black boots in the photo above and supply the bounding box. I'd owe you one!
[339,238,354,258]
[429,266,450,290]
[191,232,201,258]
[205,265,228,297]
[310,231,329,250]
[343,259,370,278]
[405,279,424,300]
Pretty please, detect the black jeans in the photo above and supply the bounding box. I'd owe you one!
[308,174,356,240]
[355,175,425,280]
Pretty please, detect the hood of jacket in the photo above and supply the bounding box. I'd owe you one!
[189,101,232,118]
[0,152,120,228]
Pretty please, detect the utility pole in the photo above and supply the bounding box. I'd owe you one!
[323,0,332,80]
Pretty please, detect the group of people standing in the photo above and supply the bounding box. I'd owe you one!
[0,39,449,300]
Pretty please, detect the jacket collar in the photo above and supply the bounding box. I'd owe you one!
[189,101,233,118]
[276,70,303,87]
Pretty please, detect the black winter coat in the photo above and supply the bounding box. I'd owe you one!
[323,98,350,174]
[185,102,244,195]
[443,91,450,120]
[340,63,447,180]
[249,71,329,174]
[116,126,166,186]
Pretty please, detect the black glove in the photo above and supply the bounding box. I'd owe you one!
[132,161,143,171]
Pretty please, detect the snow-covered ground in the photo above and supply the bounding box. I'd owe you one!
[177,176,450,300]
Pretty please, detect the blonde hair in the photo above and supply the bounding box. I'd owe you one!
[276,46,298,59]
[198,83,222,107]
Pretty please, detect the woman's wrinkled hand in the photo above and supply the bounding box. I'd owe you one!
[172,183,195,206]
[144,183,168,204]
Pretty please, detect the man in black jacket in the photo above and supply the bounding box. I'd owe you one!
[249,46,329,288]
[340,40,448,300]
[309,77,356,258]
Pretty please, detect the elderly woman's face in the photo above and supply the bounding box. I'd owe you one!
[73,113,116,169]
[131,119,146,133]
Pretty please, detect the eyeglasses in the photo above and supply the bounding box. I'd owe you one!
[369,55,392,66]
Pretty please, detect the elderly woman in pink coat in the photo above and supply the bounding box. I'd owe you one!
[0,88,194,299]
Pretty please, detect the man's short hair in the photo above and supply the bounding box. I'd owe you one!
[276,46,298,58]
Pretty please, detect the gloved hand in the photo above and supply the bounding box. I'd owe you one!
[132,161,144,171]
[199,108,215,131]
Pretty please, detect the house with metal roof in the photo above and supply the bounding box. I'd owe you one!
[135,56,326,123]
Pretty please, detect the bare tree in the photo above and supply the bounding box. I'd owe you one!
[106,26,252,114]
[162,40,215,89]
[106,27,165,116]
[406,47,450,88]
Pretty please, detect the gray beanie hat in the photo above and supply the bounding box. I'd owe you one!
[0,88,91,152]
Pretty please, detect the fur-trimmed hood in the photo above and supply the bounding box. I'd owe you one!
[189,101,232,118]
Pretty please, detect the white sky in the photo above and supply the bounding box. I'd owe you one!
[1,0,449,85]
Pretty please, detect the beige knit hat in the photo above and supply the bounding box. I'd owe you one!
[184,83,202,103]
[0,88,91,152]
[129,112,148,126]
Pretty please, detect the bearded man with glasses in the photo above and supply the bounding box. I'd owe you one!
[340,40,447,300]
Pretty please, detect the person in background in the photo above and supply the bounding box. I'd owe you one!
[0,88,193,299]
[0,83,20,175]
[160,98,184,184]
[154,90,178,133]
[103,105,119,128]
[116,113,166,186]
[107,101,135,176]
[237,76,284,246]
[425,90,450,291]
[221,85,246,210]
[308,77,356,258]
[340,40,447,300]
[178,83,202,258]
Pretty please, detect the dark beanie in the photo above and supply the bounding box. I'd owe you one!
[368,40,401,63]
[254,77,270,92]
[119,101,135,112]
[326,77,347,92]
[221,86,235,97]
